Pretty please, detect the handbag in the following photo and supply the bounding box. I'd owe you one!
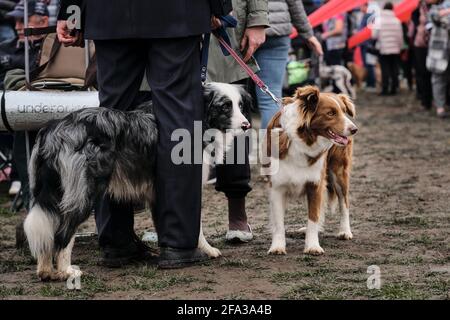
[28,33,96,90]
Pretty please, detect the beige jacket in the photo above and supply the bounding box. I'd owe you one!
[207,0,270,83]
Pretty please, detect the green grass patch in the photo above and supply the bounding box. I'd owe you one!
[0,260,32,273]
[271,268,336,283]
[0,206,14,217]
[391,216,428,227]
[0,285,25,298]
[152,274,196,290]
[191,286,214,293]
[137,266,158,279]
[281,281,430,300]
[410,234,433,246]
[130,273,196,291]
[219,258,261,269]
[369,282,429,300]
[39,284,66,297]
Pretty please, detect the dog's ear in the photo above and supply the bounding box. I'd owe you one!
[338,94,356,118]
[203,84,218,118]
[203,84,215,106]
[295,86,320,114]
[282,96,295,105]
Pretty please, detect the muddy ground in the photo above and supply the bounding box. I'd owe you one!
[0,90,449,300]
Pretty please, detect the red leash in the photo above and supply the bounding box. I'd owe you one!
[214,34,283,109]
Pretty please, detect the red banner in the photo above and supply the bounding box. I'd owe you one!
[347,0,420,49]
[291,0,368,39]
[347,27,372,50]
[308,0,369,28]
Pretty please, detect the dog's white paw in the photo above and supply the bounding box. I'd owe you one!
[51,266,83,281]
[268,245,287,255]
[337,231,353,240]
[304,245,324,255]
[201,245,222,258]
[66,266,83,278]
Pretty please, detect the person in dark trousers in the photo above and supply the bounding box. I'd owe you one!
[411,0,435,110]
[57,0,225,269]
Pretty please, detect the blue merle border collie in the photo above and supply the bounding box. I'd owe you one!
[24,82,251,281]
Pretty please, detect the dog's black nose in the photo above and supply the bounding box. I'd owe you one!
[350,127,358,135]
[241,121,251,131]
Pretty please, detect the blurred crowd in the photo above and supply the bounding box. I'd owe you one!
[0,0,57,207]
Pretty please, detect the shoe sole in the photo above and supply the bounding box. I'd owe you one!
[225,237,252,244]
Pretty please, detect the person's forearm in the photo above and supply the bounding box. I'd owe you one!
[288,0,314,39]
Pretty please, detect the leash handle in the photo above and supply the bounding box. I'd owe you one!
[214,34,283,108]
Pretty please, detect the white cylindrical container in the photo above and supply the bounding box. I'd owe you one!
[0,91,99,131]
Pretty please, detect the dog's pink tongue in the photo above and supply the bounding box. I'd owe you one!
[335,135,349,145]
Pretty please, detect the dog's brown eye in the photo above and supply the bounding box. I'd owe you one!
[327,111,336,117]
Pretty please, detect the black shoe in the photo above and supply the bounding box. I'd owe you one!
[100,234,158,268]
[158,247,210,269]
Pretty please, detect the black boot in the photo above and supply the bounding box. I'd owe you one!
[158,247,210,269]
[101,232,158,268]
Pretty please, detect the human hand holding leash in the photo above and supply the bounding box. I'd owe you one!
[57,20,84,47]
[211,16,222,30]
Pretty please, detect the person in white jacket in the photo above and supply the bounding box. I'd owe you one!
[372,2,404,95]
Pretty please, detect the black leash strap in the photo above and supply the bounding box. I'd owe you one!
[1,90,13,132]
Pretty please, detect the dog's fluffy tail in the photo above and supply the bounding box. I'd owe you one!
[24,205,56,258]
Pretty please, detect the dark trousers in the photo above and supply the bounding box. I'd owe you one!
[94,37,203,250]
[379,54,400,94]
[414,46,433,109]
[215,134,252,199]
[401,50,414,91]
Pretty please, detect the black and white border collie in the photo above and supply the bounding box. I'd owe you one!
[24,82,251,281]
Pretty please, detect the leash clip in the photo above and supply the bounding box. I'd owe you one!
[261,86,283,108]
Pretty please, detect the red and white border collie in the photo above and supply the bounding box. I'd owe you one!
[264,86,358,255]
